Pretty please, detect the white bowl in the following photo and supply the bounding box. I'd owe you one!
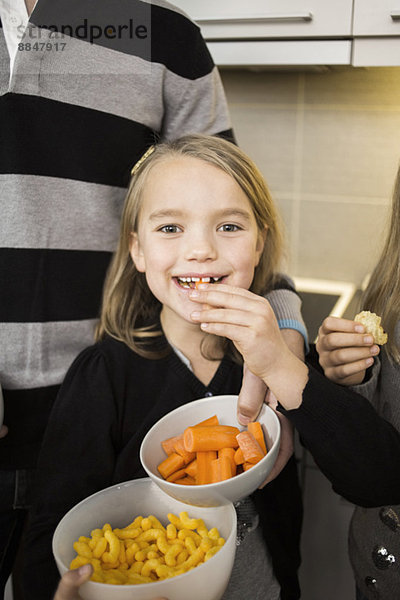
[53,478,237,600]
[140,395,280,507]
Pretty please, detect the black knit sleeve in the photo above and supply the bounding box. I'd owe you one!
[279,364,400,507]
[23,344,120,599]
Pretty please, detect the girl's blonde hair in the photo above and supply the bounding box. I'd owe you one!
[96,134,284,357]
[362,164,400,362]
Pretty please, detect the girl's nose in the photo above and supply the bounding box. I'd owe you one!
[184,231,217,262]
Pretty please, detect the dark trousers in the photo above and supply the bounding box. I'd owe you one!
[0,470,34,600]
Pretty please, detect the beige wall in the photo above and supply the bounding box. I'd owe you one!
[220,67,400,285]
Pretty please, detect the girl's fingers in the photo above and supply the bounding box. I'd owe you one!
[191,307,253,327]
[324,357,372,382]
[317,331,375,352]
[321,345,379,367]
[319,315,365,335]
[189,284,267,312]
[237,366,268,426]
[199,320,248,341]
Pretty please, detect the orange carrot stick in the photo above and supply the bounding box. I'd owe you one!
[161,434,182,456]
[173,438,196,465]
[236,431,264,464]
[184,425,240,453]
[211,456,233,483]
[157,452,185,479]
[160,416,218,456]
[218,447,236,477]
[196,451,217,485]
[195,415,219,427]
[185,459,197,478]
[166,467,188,482]
[174,476,196,485]
[247,422,267,455]
[242,462,254,471]
[234,446,245,465]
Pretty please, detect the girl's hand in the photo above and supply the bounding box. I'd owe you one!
[189,284,287,381]
[189,284,308,409]
[316,316,380,386]
[237,364,268,426]
[260,395,294,487]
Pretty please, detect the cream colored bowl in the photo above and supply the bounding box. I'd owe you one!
[53,478,237,600]
[140,395,281,507]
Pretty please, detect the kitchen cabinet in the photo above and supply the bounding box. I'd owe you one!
[172,0,400,67]
[352,0,400,66]
[353,0,400,36]
[172,0,353,66]
[172,0,353,39]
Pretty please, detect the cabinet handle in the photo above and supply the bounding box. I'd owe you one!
[194,13,314,26]
[390,11,400,20]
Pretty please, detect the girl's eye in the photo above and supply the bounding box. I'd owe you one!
[159,225,181,234]
[219,223,241,232]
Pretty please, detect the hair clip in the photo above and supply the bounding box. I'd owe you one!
[131,145,156,176]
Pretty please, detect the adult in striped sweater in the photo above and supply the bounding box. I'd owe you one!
[0,1,307,596]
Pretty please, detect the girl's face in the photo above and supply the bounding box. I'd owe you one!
[130,156,265,329]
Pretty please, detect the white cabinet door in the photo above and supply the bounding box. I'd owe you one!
[353,0,400,36]
[173,0,353,39]
[352,0,400,66]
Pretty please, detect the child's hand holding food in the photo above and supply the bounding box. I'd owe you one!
[189,283,289,381]
[316,314,384,386]
[189,283,308,409]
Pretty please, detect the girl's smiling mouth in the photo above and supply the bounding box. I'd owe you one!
[174,275,224,289]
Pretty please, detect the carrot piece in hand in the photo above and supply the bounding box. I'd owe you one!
[211,456,233,483]
[196,451,217,485]
[184,425,240,453]
[218,447,236,477]
[236,431,264,465]
[247,422,267,455]
[157,452,185,479]
[234,447,245,465]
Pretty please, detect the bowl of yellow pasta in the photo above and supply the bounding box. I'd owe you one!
[52,477,237,600]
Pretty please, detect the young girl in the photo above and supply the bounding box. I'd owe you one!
[234,166,400,600]
[24,135,303,600]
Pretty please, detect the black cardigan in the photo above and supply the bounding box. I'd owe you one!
[279,347,400,507]
[24,335,303,599]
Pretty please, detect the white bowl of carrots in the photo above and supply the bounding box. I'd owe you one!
[140,395,281,507]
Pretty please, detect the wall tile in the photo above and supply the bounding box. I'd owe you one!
[297,199,390,284]
[301,109,400,199]
[303,67,400,107]
[220,69,300,105]
[221,67,400,284]
[229,105,298,193]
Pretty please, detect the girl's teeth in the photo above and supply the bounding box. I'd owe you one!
[176,276,222,286]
